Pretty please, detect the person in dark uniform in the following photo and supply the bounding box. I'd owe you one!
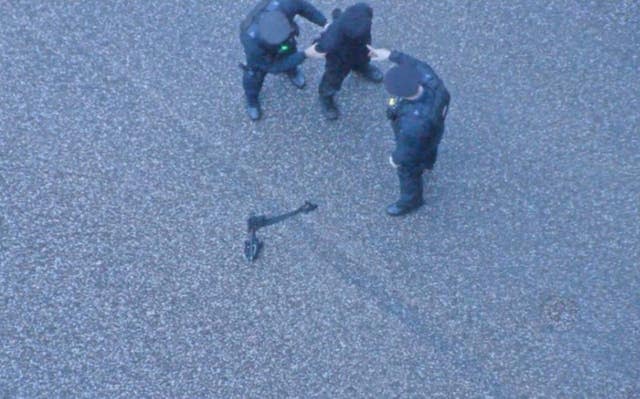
[313,3,383,120]
[240,0,328,121]
[368,45,451,216]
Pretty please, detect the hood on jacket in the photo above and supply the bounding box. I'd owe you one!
[340,3,373,41]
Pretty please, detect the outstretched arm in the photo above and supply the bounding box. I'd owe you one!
[293,0,327,27]
[388,50,422,68]
[368,46,421,68]
[367,45,391,62]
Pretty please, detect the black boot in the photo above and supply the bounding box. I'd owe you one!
[288,66,306,89]
[358,64,384,83]
[246,101,261,121]
[320,96,339,120]
[386,199,424,217]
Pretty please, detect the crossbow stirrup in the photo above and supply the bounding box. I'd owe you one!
[244,201,318,262]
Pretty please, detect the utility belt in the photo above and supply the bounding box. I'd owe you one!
[239,36,297,73]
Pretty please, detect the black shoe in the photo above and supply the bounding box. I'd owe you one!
[359,64,384,83]
[320,96,339,120]
[246,102,261,121]
[386,200,424,217]
[288,67,306,89]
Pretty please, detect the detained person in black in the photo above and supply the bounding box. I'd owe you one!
[368,46,451,216]
[314,3,383,120]
[240,0,327,121]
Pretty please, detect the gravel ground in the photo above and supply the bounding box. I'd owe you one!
[1,0,639,397]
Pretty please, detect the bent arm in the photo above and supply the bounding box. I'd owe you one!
[294,0,327,26]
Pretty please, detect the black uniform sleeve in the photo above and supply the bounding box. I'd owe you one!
[243,35,306,73]
[389,50,423,68]
[293,0,327,27]
[390,50,441,89]
[392,119,423,166]
[315,24,339,53]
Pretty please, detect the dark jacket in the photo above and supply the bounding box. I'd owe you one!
[240,0,327,73]
[315,3,372,67]
[387,51,450,168]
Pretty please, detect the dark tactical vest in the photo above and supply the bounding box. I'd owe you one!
[240,0,274,33]
[240,0,298,60]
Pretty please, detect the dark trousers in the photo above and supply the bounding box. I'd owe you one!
[396,146,440,206]
[397,166,425,207]
[242,66,299,105]
[319,59,371,97]
[243,68,266,105]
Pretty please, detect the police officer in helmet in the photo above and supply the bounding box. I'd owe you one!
[240,0,327,121]
[368,46,451,216]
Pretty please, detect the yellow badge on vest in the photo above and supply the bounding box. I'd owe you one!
[388,97,397,107]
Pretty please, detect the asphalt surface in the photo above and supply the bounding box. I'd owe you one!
[1,0,639,398]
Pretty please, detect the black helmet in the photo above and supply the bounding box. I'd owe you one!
[384,65,422,98]
[258,11,293,46]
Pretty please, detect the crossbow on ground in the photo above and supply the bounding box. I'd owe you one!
[244,201,318,262]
